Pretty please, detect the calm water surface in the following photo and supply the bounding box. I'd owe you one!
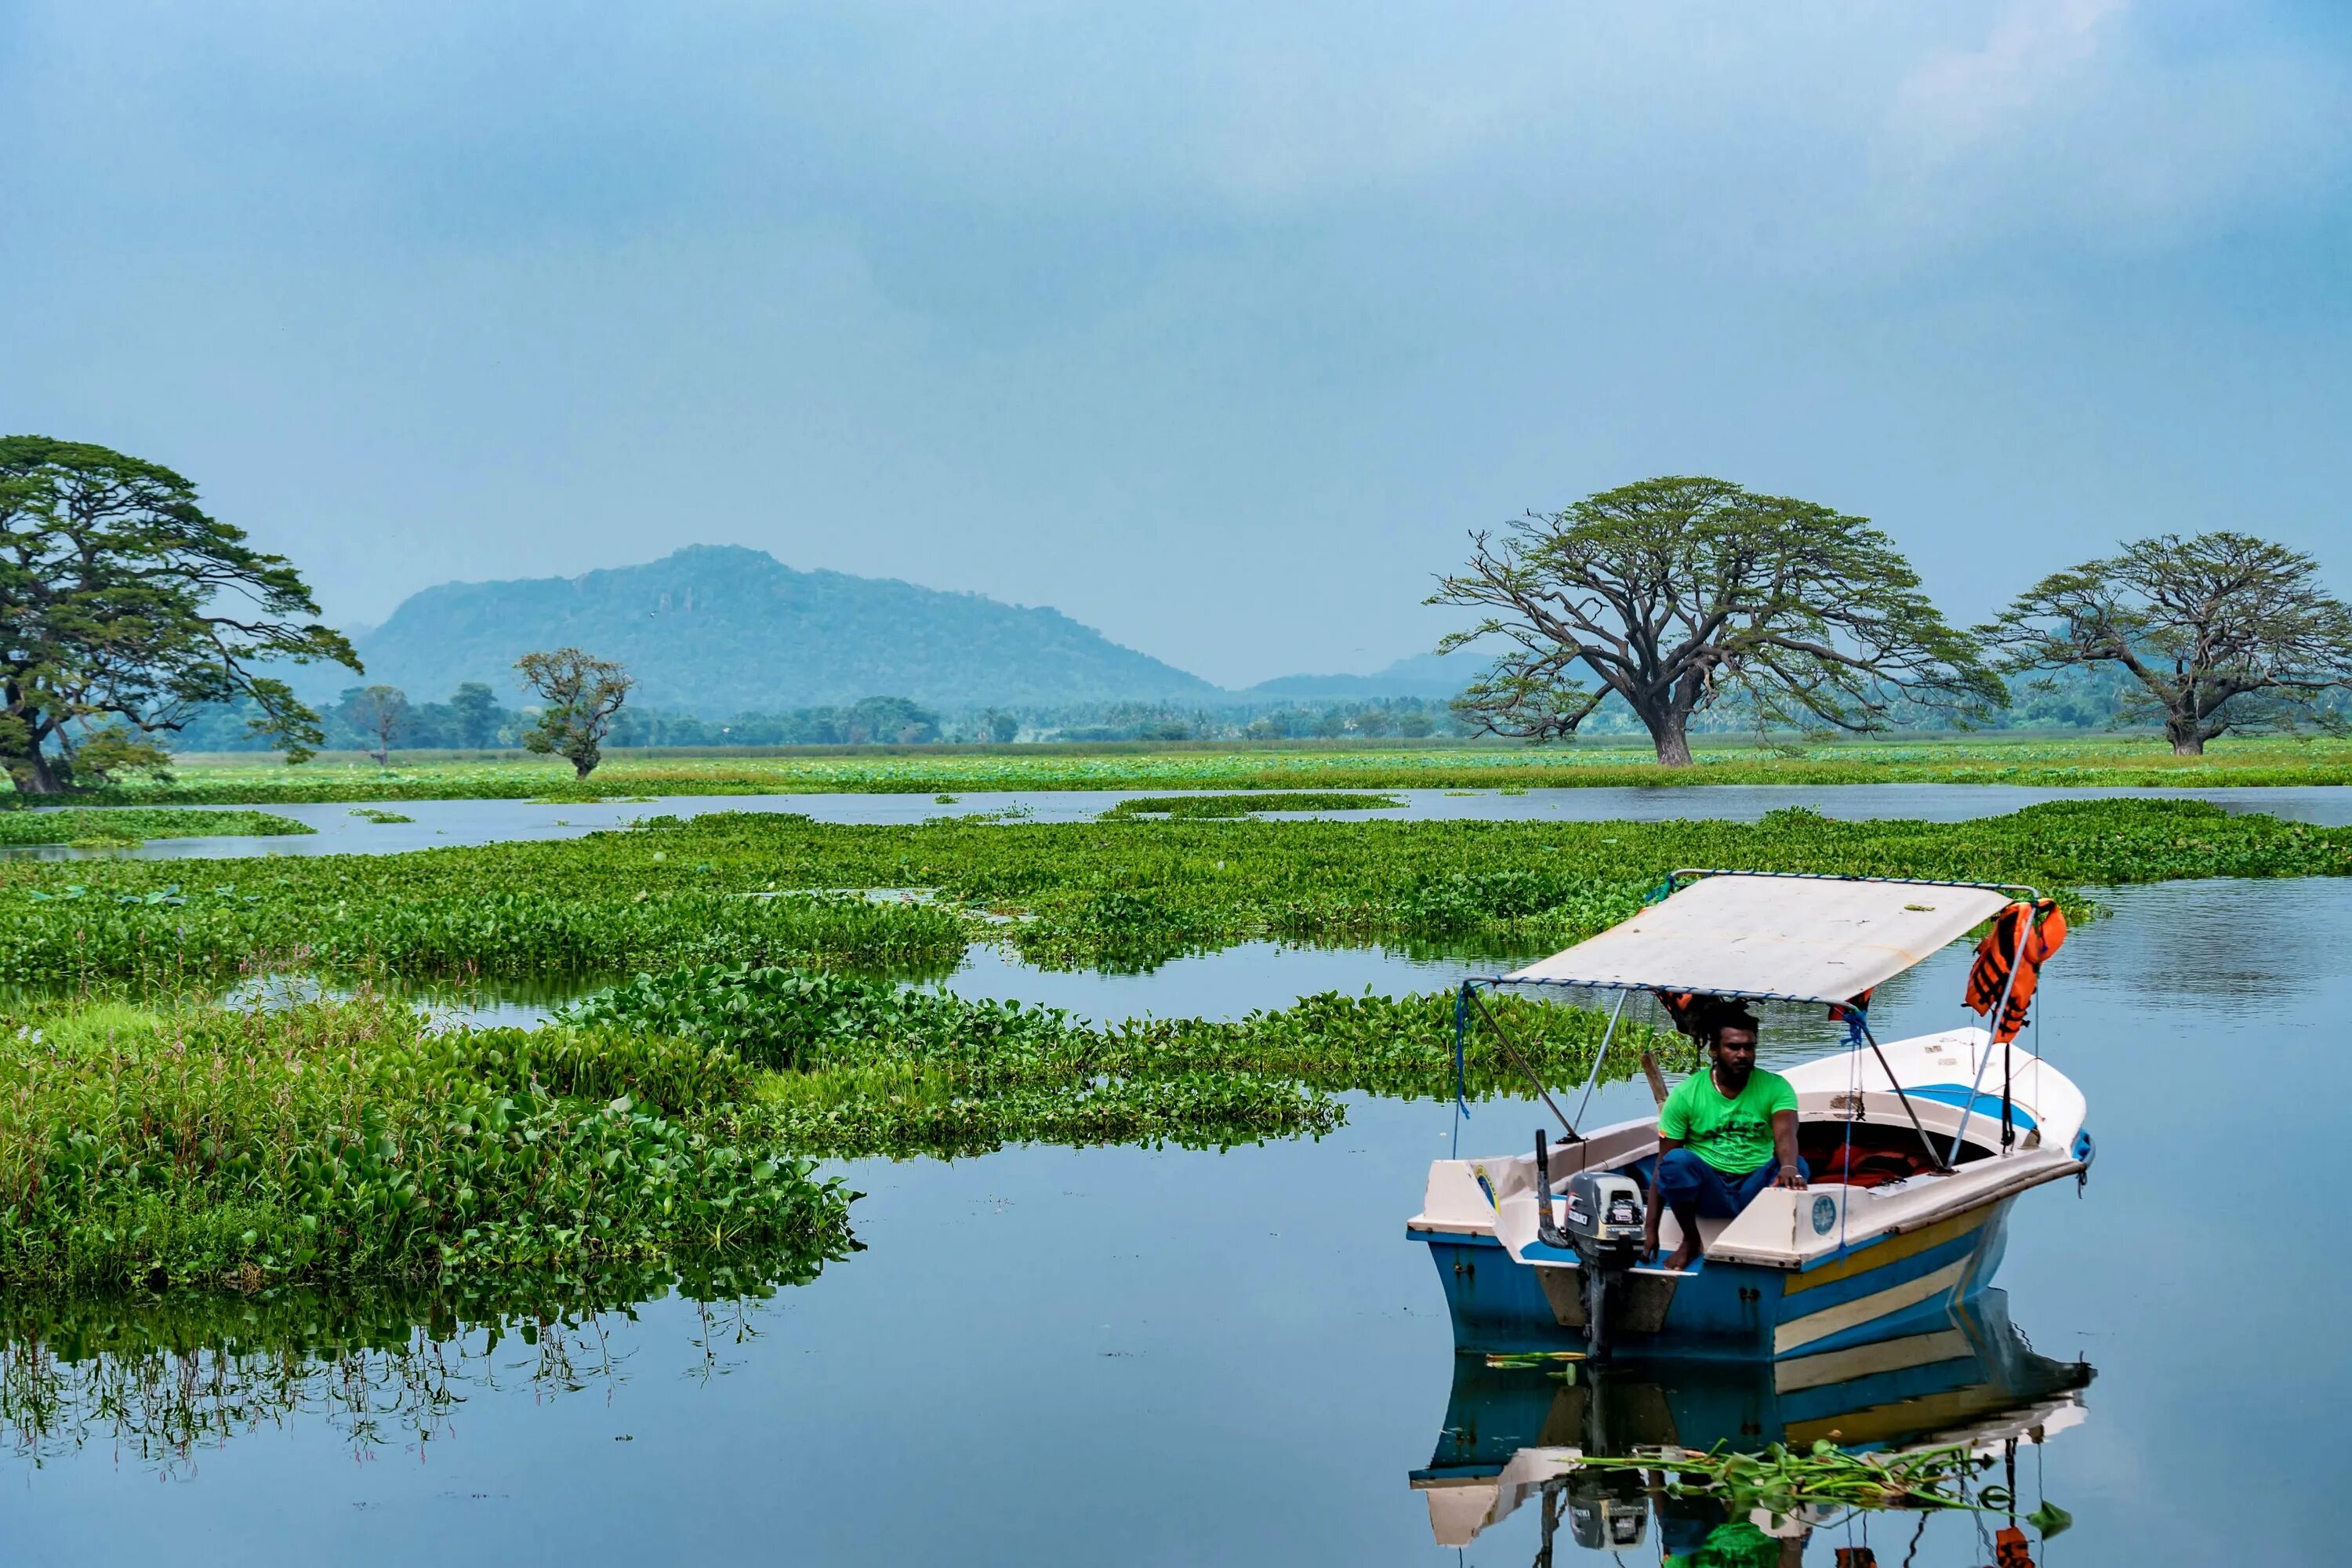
[8,878,2347,1565]
[13,781,2352,859]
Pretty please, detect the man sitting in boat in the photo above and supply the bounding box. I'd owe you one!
[1641,1001,1809,1272]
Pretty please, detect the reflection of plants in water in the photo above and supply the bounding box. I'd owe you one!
[1580,1440,2071,1535]
[0,1263,801,1472]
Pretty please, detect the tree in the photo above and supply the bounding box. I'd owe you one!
[1982,532,2352,756]
[1428,476,2002,765]
[341,684,411,766]
[0,437,358,793]
[985,710,1020,745]
[515,648,633,778]
[448,681,503,749]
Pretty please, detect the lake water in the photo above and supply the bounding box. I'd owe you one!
[6,877,2347,1565]
[13,780,2352,859]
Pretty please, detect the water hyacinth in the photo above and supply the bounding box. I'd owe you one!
[0,996,855,1292]
[560,966,1692,1158]
[0,798,2345,986]
[0,808,310,846]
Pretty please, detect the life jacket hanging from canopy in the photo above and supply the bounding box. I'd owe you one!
[1964,898,2068,1044]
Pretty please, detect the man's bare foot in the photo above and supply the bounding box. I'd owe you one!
[1662,1237,1700,1272]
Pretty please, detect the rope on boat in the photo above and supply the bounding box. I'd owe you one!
[1462,983,1579,1139]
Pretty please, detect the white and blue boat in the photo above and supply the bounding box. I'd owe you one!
[1410,871,2092,1363]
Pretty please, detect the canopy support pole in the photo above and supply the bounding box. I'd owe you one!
[1860,1019,1953,1174]
[1465,985,1578,1139]
[1566,989,1632,1168]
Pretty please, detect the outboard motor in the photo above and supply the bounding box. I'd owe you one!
[1535,1129,1647,1359]
[1564,1468,1650,1552]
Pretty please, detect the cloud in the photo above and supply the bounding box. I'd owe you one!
[1873,0,2352,254]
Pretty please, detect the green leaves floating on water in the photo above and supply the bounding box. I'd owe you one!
[0,808,309,846]
[2027,1501,2075,1537]
[1102,792,1404,819]
[560,966,1684,1157]
[0,797,2343,987]
[0,995,853,1292]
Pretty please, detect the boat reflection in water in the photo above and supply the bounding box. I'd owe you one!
[1410,1290,2090,1555]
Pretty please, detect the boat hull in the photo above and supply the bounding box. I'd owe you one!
[1415,1194,2015,1362]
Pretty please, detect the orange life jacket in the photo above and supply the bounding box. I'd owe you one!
[1965,899,2067,1044]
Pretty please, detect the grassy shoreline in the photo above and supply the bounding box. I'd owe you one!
[22,734,2352,804]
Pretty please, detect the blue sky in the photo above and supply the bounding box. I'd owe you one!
[3,2,2347,687]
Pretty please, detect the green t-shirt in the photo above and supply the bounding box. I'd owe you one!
[1658,1066,1798,1174]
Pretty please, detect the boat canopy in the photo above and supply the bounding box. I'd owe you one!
[1497,872,2019,1006]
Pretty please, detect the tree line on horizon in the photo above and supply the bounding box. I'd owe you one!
[5,437,2351,793]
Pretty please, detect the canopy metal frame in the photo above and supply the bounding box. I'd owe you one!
[1448,869,2048,1173]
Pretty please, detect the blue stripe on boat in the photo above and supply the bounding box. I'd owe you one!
[1904,1084,2038,1132]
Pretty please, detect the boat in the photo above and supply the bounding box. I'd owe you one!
[1410,1288,2092,1552]
[1409,870,2093,1363]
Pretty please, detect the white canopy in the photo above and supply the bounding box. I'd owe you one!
[1500,873,2016,1004]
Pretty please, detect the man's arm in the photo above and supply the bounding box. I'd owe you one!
[1643,1134,1682,1258]
[1770,1109,1806,1189]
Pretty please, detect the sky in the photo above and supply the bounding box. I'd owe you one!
[3,1,2348,688]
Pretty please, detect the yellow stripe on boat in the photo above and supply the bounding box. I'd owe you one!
[1774,1258,1971,1356]
[1786,1383,2051,1450]
[1782,1204,1995,1297]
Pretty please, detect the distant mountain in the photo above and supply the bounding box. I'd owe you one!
[320,546,1222,713]
[1241,651,1470,702]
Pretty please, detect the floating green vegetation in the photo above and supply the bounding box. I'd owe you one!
[0,964,1671,1289]
[348,807,414,824]
[558,965,1688,1158]
[0,808,310,847]
[0,798,2342,987]
[1579,1440,2072,1536]
[45,732,2352,805]
[1102,791,1404,818]
[0,995,855,1292]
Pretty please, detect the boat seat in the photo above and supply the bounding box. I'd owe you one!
[1812,1142,1938,1189]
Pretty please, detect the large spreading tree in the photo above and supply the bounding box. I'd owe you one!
[516,648,634,778]
[0,437,359,793]
[1429,476,2001,764]
[1982,532,2352,755]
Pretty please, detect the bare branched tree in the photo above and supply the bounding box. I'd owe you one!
[347,685,410,767]
[1981,532,2352,756]
[1428,476,2001,765]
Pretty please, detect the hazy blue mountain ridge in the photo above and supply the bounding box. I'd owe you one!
[321,546,1233,713]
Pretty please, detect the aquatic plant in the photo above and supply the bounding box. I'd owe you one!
[1101,791,1405,818]
[0,995,855,1291]
[558,967,1689,1156]
[0,798,2343,985]
[0,808,310,846]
